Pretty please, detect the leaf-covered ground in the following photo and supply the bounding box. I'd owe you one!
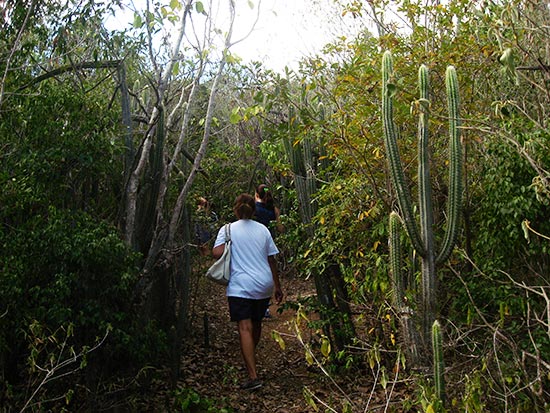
[177,275,324,412]
[145,272,414,412]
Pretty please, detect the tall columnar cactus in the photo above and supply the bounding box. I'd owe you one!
[382,51,462,358]
[284,107,355,352]
[432,320,446,406]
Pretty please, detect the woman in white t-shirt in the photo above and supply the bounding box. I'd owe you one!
[212,193,283,391]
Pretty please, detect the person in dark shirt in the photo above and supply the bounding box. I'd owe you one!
[253,184,283,235]
[253,184,284,318]
[194,197,218,256]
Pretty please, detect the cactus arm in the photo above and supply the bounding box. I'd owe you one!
[382,51,426,257]
[418,64,435,256]
[418,65,437,346]
[436,66,462,265]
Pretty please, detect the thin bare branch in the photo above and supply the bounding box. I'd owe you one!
[0,0,38,108]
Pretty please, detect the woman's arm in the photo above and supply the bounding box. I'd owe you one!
[268,255,283,304]
[212,244,225,259]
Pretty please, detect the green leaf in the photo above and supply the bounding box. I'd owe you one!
[380,367,387,389]
[499,48,513,66]
[271,330,286,350]
[172,61,180,76]
[521,219,530,243]
[320,336,331,357]
[303,388,319,411]
[343,401,353,413]
[133,13,143,28]
[305,348,314,365]
[196,1,205,14]
[386,83,397,98]
[369,353,375,369]
[65,389,74,405]
[170,0,180,10]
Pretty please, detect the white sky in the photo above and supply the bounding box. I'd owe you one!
[230,0,336,72]
[229,0,374,72]
[106,0,369,73]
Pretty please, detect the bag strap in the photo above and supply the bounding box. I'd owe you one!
[224,223,231,242]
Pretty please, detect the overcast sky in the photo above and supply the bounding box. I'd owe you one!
[230,0,370,72]
[230,0,332,71]
[106,0,369,73]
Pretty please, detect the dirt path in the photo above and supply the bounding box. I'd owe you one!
[177,274,326,412]
[143,270,411,412]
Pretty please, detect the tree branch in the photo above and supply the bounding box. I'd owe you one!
[0,0,38,108]
[17,60,122,91]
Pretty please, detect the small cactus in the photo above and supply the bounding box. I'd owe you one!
[432,320,445,406]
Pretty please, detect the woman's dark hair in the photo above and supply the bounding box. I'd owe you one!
[233,193,255,219]
[256,184,274,209]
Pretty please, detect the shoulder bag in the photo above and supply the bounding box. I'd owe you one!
[205,224,231,285]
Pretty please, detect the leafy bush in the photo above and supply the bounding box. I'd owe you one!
[0,207,169,408]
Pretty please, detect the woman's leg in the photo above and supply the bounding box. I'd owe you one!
[237,319,257,379]
[252,320,262,348]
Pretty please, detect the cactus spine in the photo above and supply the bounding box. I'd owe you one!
[432,320,445,406]
[382,51,462,361]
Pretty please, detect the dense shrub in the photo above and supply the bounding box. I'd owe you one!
[0,207,167,409]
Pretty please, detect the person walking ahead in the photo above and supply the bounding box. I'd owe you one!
[212,193,283,390]
[253,184,284,318]
[254,183,283,235]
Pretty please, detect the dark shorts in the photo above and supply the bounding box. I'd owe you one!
[228,296,270,322]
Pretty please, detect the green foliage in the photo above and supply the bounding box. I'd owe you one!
[415,376,447,413]
[448,134,550,328]
[2,0,550,410]
[192,140,260,222]
[20,321,111,411]
[1,207,140,345]
[0,206,169,410]
[474,134,550,270]
[320,1,550,409]
[459,370,486,413]
[172,387,234,413]
[0,68,166,408]
[305,176,390,301]
[1,83,123,219]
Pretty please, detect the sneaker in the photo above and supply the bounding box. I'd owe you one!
[240,378,263,391]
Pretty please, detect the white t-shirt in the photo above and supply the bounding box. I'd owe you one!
[213,219,279,299]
